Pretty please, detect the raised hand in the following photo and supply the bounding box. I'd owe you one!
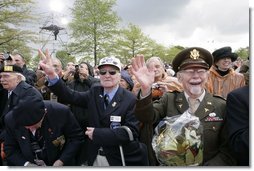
[131,54,155,97]
[38,49,58,79]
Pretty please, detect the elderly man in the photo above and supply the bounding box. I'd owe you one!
[131,47,236,166]
[4,92,84,166]
[0,65,40,115]
[0,64,41,165]
[38,49,148,166]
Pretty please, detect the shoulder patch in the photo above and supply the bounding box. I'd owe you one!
[213,94,226,101]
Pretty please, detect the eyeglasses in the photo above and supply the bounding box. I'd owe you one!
[182,69,207,76]
[99,69,118,75]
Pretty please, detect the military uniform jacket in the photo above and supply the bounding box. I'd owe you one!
[49,79,147,166]
[135,91,236,166]
[4,101,84,166]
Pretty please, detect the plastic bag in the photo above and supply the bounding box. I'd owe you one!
[152,111,203,166]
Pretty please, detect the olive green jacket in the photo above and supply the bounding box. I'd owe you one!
[135,91,236,166]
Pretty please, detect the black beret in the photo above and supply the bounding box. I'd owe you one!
[12,94,45,126]
[212,46,238,62]
[172,47,213,73]
[0,64,23,74]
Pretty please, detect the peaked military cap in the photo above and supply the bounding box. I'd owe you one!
[172,47,213,73]
[212,46,238,62]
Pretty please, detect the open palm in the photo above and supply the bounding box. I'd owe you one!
[131,55,155,96]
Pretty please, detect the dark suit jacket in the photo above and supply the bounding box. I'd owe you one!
[0,86,7,128]
[4,101,84,166]
[135,91,236,166]
[226,85,249,166]
[49,79,147,166]
[0,85,7,114]
[0,81,41,141]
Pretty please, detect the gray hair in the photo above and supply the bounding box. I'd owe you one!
[16,73,26,81]
[146,56,165,70]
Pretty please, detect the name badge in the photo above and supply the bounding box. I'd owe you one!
[110,116,121,122]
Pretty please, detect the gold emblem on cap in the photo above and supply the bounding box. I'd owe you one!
[190,49,200,60]
[4,66,13,72]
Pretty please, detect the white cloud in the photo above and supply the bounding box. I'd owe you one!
[115,0,249,51]
[36,0,249,52]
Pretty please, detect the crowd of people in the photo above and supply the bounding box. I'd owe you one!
[0,46,249,166]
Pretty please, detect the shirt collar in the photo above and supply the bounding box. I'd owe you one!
[104,85,119,102]
[184,89,206,102]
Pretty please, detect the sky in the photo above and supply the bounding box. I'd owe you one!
[36,0,250,52]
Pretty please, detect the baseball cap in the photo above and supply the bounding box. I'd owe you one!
[98,56,121,71]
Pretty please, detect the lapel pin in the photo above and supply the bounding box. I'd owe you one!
[21,136,26,140]
[112,102,117,107]
[209,113,216,117]
[207,102,212,105]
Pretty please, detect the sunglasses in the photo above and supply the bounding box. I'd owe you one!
[99,69,118,75]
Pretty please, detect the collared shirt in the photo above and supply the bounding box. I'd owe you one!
[184,90,206,103]
[8,90,12,98]
[47,75,60,86]
[104,85,119,104]
[184,90,206,113]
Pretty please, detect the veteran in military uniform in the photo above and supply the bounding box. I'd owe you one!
[131,47,236,166]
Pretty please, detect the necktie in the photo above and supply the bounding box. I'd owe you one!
[8,91,12,99]
[104,94,110,107]
[35,128,43,143]
[3,91,13,114]
[188,98,199,114]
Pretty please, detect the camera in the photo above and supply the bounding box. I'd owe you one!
[31,141,43,159]
[3,52,12,60]
[152,83,160,89]
[75,64,79,72]
[74,64,80,80]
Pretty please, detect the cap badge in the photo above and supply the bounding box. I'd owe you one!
[101,57,116,64]
[4,66,13,72]
[190,49,200,60]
